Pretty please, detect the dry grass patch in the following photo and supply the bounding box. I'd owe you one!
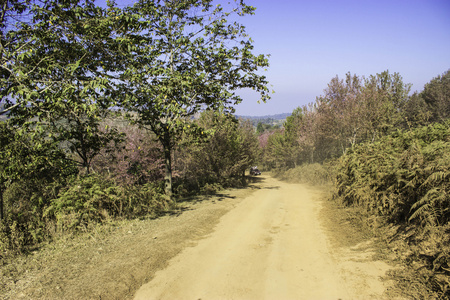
[0,185,257,300]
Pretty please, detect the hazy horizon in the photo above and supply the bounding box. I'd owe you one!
[232,0,450,116]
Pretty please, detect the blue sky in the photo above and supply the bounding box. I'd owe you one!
[234,0,450,116]
[107,0,450,116]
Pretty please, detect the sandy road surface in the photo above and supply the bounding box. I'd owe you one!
[134,175,392,300]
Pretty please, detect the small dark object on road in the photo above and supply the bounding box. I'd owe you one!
[250,166,261,176]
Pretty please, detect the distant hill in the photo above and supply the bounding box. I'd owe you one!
[236,113,290,128]
[236,113,291,120]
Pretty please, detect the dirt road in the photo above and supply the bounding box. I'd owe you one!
[134,175,393,300]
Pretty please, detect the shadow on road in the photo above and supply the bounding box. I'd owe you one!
[174,175,280,211]
[262,185,281,190]
[247,175,280,190]
[247,175,265,185]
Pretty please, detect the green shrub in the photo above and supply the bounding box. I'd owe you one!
[44,175,171,233]
[1,178,65,254]
[200,183,222,195]
[333,121,450,224]
[276,163,333,186]
[333,121,450,298]
[126,182,171,217]
[44,175,123,232]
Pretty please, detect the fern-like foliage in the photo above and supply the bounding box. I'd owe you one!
[332,120,450,298]
[333,120,450,225]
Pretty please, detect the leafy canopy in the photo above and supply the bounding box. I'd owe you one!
[112,0,271,195]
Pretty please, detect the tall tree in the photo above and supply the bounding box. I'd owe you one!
[1,0,35,115]
[421,69,450,123]
[117,0,271,197]
[402,92,431,128]
[361,71,411,140]
[314,73,363,156]
[1,0,122,173]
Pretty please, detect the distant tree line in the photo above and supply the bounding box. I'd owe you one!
[260,70,450,170]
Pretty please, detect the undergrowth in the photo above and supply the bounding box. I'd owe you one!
[333,121,450,299]
[0,172,250,259]
[273,162,334,186]
[0,174,172,257]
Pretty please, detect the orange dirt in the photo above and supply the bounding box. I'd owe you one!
[134,175,396,299]
[2,175,400,299]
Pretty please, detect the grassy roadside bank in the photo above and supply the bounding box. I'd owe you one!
[0,177,259,300]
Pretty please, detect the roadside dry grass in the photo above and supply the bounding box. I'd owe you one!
[0,184,257,300]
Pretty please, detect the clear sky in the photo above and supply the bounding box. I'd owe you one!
[234,0,450,116]
[108,0,450,116]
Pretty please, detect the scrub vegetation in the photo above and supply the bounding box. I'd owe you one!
[1,0,266,256]
[1,0,449,298]
[261,69,450,299]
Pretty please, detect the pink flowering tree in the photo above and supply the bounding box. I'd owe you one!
[92,120,164,185]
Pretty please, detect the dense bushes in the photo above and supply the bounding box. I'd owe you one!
[274,163,333,186]
[333,121,450,298]
[333,121,450,225]
[175,111,260,194]
[0,174,171,255]
[0,111,261,256]
[44,175,169,233]
[0,121,79,254]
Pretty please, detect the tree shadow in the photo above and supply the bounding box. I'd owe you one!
[247,176,265,184]
[175,192,237,205]
[170,175,279,214]
[164,205,193,217]
[247,176,280,190]
[263,185,280,190]
[246,175,265,190]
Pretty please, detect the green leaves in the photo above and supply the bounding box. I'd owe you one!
[176,110,260,192]
[0,120,77,188]
[331,121,450,299]
[120,0,270,116]
[333,120,450,226]
[420,69,450,123]
[111,0,270,195]
[1,0,128,174]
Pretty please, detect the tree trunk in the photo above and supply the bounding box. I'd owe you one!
[163,145,173,199]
